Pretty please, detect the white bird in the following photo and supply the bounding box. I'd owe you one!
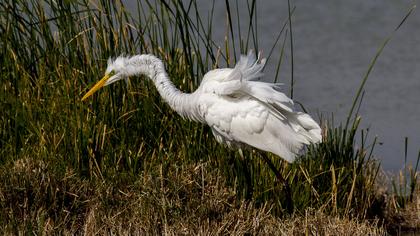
[82,51,322,162]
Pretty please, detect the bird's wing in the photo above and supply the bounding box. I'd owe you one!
[201,51,293,112]
[202,51,321,142]
[198,51,321,161]
[202,96,311,162]
[243,51,322,142]
[243,81,321,143]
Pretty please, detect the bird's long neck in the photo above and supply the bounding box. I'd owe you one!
[125,54,201,121]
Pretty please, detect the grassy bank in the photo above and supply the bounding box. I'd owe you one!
[1,0,418,234]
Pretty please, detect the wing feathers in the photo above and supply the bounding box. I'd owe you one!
[200,51,321,162]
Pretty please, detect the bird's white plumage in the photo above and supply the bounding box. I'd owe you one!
[87,51,322,162]
[195,51,321,162]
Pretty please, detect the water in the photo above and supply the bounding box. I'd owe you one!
[124,0,420,171]
[259,0,420,171]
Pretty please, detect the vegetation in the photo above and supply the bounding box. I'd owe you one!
[0,0,418,234]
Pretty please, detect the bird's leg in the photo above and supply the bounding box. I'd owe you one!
[260,152,294,213]
[238,149,253,200]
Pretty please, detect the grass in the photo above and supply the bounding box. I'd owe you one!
[0,0,418,234]
[0,157,387,234]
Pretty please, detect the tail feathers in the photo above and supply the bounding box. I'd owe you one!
[290,112,322,144]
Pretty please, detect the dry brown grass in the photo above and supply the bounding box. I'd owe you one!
[74,204,386,235]
[384,181,420,234]
[0,157,387,235]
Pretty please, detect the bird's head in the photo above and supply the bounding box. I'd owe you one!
[81,57,127,101]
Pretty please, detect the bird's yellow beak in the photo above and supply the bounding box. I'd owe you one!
[81,74,110,101]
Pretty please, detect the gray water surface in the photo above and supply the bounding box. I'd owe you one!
[263,0,420,171]
[124,0,420,171]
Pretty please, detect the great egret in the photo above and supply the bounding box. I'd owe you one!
[82,51,321,163]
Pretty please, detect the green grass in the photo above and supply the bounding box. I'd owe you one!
[1,0,418,234]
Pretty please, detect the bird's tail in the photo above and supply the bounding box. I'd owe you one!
[288,111,322,144]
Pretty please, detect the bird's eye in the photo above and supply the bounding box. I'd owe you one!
[108,70,116,77]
